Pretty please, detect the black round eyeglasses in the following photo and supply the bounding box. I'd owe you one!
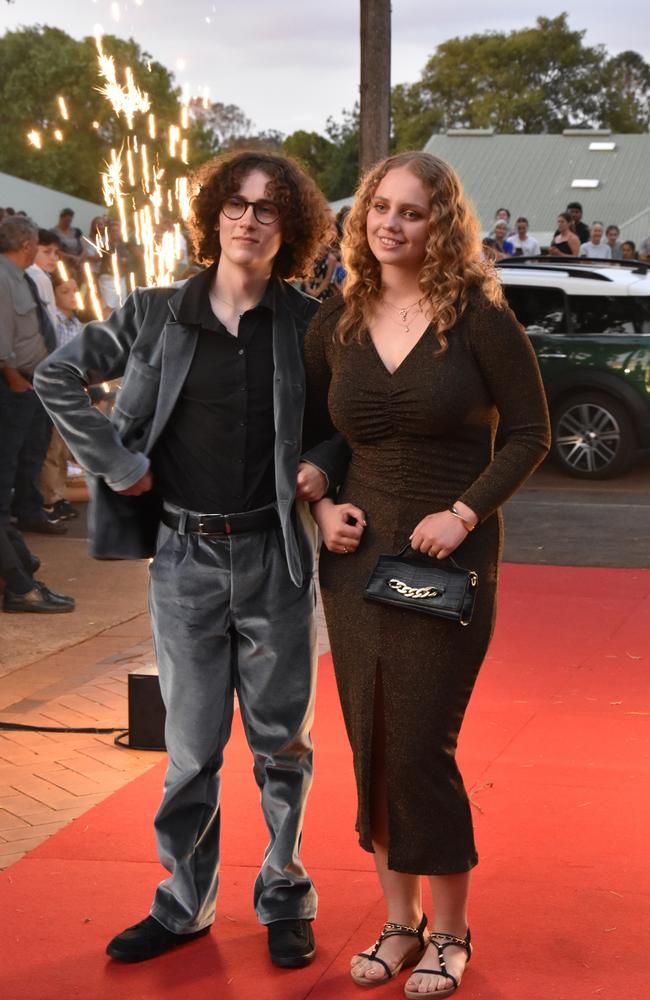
[221,197,280,225]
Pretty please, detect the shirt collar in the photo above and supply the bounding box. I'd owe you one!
[0,254,26,281]
[175,263,275,328]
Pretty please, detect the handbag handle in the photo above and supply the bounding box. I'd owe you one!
[395,540,463,571]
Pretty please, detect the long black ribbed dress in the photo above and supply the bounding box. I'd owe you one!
[303,291,551,875]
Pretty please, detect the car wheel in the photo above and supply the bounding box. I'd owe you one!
[552,392,636,479]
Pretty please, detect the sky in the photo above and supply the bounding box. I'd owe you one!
[3,0,650,136]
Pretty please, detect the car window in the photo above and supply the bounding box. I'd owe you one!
[568,296,650,334]
[503,286,567,333]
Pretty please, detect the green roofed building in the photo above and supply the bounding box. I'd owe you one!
[423,129,650,247]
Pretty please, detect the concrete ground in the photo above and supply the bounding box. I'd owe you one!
[0,455,648,868]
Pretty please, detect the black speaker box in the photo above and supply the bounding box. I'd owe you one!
[127,664,166,750]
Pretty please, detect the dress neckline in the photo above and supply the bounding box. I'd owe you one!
[367,324,433,377]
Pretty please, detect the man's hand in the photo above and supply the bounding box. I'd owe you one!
[311,498,366,554]
[117,470,153,496]
[3,369,33,393]
[296,462,327,502]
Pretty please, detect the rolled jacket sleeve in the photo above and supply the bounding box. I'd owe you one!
[33,291,151,491]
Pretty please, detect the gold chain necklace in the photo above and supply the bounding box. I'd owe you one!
[380,297,423,334]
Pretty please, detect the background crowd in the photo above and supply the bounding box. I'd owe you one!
[482,201,650,263]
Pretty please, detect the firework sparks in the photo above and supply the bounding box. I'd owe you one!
[84,262,104,321]
[111,252,123,307]
[95,36,150,130]
[140,143,150,192]
[27,130,42,149]
[58,96,69,120]
[57,261,69,281]
[176,177,190,220]
[53,129,64,142]
[148,113,156,139]
[126,147,136,187]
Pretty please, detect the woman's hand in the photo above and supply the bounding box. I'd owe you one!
[410,505,477,559]
[311,498,366,554]
[295,462,327,502]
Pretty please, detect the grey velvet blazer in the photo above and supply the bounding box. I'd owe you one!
[34,273,347,586]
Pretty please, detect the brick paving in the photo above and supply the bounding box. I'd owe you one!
[0,616,164,870]
[0,598,330,870]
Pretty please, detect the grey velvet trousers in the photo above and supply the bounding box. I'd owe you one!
[147,517,318,933]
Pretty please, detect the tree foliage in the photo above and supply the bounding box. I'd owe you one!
[283,107,359,201]
[392,14,650,150]
[0,26,211,203]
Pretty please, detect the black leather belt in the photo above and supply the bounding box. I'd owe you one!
[161,506,278,536]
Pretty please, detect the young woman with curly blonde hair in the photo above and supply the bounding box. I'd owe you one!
[303,152,550,997]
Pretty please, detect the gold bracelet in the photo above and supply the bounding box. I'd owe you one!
[449,505,476,532]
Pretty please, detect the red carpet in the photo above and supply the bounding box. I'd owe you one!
[1,564,648,1000]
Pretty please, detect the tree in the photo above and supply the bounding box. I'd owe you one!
[188,99,252,153]
[392,13,650,147]
[599,51,650,132]
[284,108,360,201]
[0,26,211,203]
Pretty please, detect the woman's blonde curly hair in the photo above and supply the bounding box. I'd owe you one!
[338,151,504,349]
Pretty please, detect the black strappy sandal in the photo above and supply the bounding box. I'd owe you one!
[404,928,472,999]
[350,914,428,988]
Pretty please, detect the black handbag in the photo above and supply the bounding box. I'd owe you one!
[364,543,478,626]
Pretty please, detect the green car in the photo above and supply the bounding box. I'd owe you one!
[497,257,650,478]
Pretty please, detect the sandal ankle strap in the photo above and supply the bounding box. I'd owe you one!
[370,913,428,955]
[429,927,472,960]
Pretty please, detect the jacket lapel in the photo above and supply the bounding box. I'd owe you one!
[144,295,198,453]
[272,281,306,584]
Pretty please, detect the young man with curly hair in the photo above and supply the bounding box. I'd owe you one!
[35,151,347,969]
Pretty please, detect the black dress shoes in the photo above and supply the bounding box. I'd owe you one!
[3,581,75,613]
[106,915,210,963]
[267,919,316,968]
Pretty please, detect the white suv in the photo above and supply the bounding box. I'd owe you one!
[496,257,650,478]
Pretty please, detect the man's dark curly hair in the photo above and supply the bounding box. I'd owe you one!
[188,150,334,279]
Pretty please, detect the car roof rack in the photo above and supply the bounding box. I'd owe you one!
[497,255,649,276]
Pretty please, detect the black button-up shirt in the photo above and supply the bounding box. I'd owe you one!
[152,266,276,513]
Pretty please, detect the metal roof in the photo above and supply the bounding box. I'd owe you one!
[0,171,104,233]
[423,131,650,247]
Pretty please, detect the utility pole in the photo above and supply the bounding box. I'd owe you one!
[359,0,391,174]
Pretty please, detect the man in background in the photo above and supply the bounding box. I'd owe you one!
[0,217,66,536]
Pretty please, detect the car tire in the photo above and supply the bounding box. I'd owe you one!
[552,392,636,479]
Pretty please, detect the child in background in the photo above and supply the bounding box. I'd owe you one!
[40,274,83,521]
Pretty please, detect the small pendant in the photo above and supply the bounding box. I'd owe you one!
[400,309,408,322]
[404,324,410,333]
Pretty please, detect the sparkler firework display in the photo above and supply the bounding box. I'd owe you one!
[26,27,196,319]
